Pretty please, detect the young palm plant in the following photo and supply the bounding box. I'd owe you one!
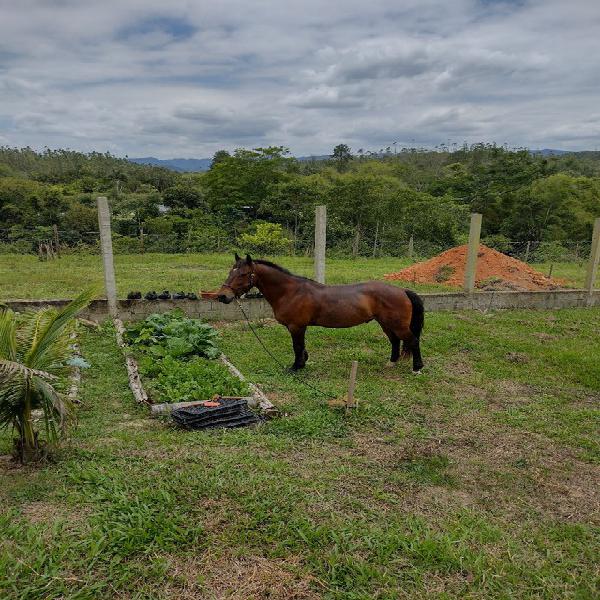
[0,289,95,463]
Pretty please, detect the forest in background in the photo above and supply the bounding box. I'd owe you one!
[1,143,599,258]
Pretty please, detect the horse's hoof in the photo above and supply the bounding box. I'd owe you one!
[385,361,398,368]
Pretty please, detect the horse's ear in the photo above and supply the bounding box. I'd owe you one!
[234,252,241,262]
[246,254,253,265]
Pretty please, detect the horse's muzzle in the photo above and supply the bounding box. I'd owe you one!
[217,294,234,304]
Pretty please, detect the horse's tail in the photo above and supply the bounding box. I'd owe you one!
[405,289,424,339]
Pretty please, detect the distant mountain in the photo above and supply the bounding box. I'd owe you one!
[129,155,333,172]
[128,157,213,172]
[530,149,572,156]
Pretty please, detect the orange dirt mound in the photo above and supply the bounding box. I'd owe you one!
[384,244,564,291]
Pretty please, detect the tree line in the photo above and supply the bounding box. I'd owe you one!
[0,143,599,257]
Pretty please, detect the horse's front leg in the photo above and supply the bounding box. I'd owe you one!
[288,326,307,370]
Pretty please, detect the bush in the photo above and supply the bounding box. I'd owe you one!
[0,240,33,254]
[531,241,570,263]
[482,234,511,254]
[237,222,292,256]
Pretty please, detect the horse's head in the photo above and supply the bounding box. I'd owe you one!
[216,253,256,303]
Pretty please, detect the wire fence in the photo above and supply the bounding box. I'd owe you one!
[0,225,593,265]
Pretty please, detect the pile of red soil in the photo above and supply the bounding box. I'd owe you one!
[384,244,564,291]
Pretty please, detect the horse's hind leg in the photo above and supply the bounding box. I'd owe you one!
[379,325,400,366]
[401,331,424,373]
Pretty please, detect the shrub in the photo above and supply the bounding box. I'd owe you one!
[237,222,292,256]
[482,234,512,254]
[531,241,570,263]
[0,240,33,254]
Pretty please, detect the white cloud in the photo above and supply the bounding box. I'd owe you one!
[0,0,599,156]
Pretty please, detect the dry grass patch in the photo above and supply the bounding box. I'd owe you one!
[164,553,321,600]
[432,414,600,523]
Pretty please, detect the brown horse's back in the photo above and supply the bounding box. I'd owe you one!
[298,281,413,330]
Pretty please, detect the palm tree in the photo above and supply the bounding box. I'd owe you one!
[0,289,94,463]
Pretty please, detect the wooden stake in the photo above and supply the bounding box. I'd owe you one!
[53,224,61,258]
[524,240,531,263]
[346,360,359,409]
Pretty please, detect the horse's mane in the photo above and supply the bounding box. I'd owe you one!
[253,259,314,282]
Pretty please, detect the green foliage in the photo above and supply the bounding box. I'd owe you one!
[0,289,94,462]
[2,144,600,258]
[139,355,248,402]
[481,234,512,253]
[124,310,220,359]
[531,241,570,263]
[204,146,293,216]
[237,222,292,255]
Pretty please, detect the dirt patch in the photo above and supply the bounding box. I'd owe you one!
[0,454,21,473]
[21,501,62,525]
[504,352,530,364]
[164,553,320,600]
[384,244,565,291]
[532,332,560,342]
[21,501,90,528]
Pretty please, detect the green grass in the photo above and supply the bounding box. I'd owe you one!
[1,308,599,598]
[0,252,591,300]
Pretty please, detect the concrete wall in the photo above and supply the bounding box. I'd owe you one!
[4,289,599,322]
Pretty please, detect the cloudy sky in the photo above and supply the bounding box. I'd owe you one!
[1,0,599,158]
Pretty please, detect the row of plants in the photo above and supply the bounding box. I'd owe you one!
[124,310,248,403]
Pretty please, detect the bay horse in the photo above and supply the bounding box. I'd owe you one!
[215,254,424,372]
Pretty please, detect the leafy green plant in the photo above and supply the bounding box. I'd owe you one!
[125,310,220,359]
[0,289,94,462]
[140,356,248,403]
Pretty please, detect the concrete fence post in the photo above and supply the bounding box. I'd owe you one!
[97,196,118,317]
[408,235,414,260]
[314,205,327,284]
[584,217,600,297]
[464,213,482,294]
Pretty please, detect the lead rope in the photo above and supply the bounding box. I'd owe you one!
[233,298,337,400]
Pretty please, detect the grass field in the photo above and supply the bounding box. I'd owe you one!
[0,252,591,300]
[1,308,599,598]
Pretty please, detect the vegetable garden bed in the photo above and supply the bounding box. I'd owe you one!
[116,310,277,420]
